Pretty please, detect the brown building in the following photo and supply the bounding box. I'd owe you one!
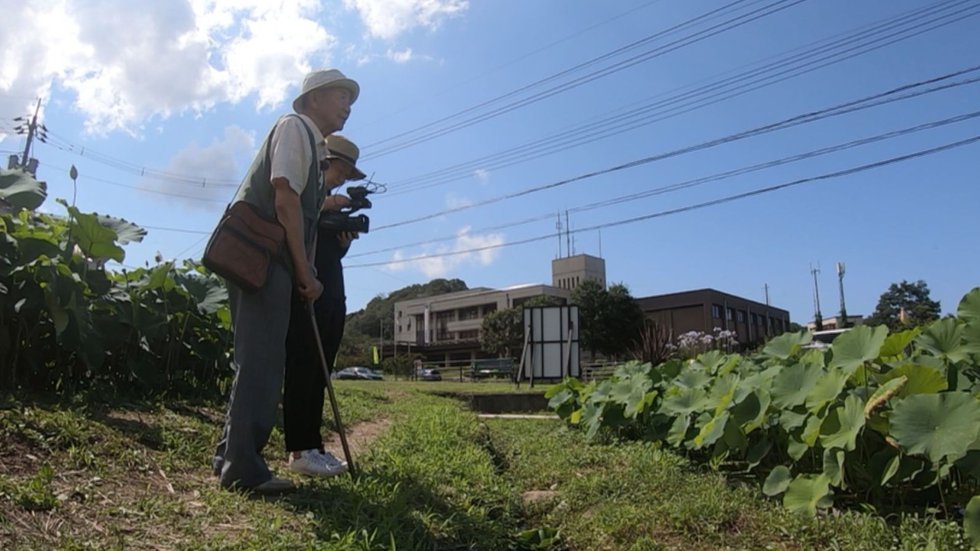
[635,289,791,348]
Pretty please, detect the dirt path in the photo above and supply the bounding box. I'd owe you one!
[321,417,393,459]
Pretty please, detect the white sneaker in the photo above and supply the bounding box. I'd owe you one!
[288,449,347,477]
[319,450,348,470]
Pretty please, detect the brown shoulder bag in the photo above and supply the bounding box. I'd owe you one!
[202,201,286,292]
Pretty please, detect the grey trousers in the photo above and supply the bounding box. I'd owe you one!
[212,262,293,489]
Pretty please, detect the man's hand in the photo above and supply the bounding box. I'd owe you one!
[322,194,351,211]
[295,264,323,301]
[338,231,359,249]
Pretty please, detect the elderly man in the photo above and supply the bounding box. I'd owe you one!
[212,69,359,494]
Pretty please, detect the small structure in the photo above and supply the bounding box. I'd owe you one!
[518,305,580,385]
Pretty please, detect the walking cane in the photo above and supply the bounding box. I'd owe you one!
[307,299,357,477]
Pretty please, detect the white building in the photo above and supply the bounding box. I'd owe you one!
[392,254,605,365]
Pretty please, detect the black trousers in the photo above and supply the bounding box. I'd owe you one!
[282,293,346,452]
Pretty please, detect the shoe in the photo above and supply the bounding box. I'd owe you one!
[288,449,348,477]
[251,477,296,495]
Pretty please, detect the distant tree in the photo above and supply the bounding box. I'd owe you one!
[865,279,941,331]
[571,280,645,358]
[479,295,567,358]
[345,278,469,338]
[480,308,523,358]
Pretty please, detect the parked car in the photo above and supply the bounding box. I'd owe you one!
[333,367,384,380]
[417,368,442,381]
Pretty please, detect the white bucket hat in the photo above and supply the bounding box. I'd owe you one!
[325,134,366,181]
[292,69,359,113]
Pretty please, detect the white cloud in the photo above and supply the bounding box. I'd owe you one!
[148,125,255,208]
[474,168,489,184]
[445,193,472,210]
[344,0,468,40]
[387,48,415,63]
[387,226,503,277]
[0,0,335,136]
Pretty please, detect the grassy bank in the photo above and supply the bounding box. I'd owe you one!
[0,382,968,549]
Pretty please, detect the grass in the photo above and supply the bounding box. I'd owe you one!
[0,382,970,550]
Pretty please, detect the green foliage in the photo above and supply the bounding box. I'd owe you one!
[480,307,522,357]
[571,280,645,358]
[1,202,232,396]
[865,279,941,330]
[1,464,58,511]
[0,169,47,212]
[548,287,980,542]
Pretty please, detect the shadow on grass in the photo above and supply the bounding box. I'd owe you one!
[279,469,519,549]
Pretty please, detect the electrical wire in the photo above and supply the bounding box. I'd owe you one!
[347,109,980,259]
[361,0,806,159]
[346,135,980,269]
[370,66,980,232]
[384,0,979,194]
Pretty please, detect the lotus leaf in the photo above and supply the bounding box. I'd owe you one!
[917,318,974,363]
[966,495,980,548]
[823,448,845,487]
[890,392,980,464]
[829,325,888,375]
[958,287,980,325]
[763,465,792,496]
[819,394,866,451]
[674,367,712,389]
[762,330,812,360]
[0,169,47,211]
[879,364,946,399]
[879,328,921,359]
[660,386,710,416]
[693,410,729,448]
[805,367,851,411]
[864,376,907,418]
[783,474,832,515]
[771,363,823,408]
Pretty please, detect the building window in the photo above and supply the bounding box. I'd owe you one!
[459,306,480,320]
[458,330,479,340]
[737,310,745,323]
[712,305,721,318]
[482,303,497,315]
[751,313,758,326]
[726,308,734,321]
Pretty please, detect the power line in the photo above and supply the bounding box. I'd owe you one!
[384,0,979,195]
[347,109,980,259]
[370,66,980,232]
[39,130,240,187]
[357,0,665,128]
[346,135,980,269]
[41,162,228,204]
[361,0,805,159]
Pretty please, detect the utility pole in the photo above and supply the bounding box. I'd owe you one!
[379,318,384,364]
[811,264,823,331]
[764,283,770,306]
[837,262,848,329]
[11,99,46,175]
[556,211,562,258]
[565,210,571,258]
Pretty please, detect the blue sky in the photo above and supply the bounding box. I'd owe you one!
[2,0,978,323]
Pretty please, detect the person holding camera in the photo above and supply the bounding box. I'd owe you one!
[212,70,359,494]
[282,134,366,477]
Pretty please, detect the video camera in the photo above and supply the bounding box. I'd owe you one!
[318,183,383,234]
